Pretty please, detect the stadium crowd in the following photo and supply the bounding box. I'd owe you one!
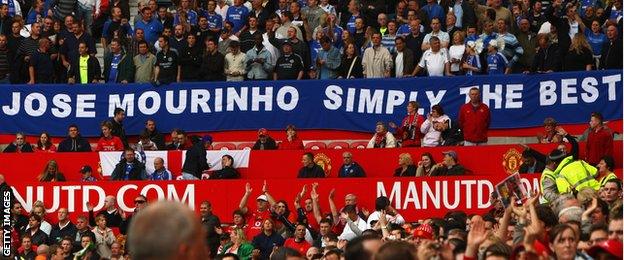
[0,0,622,83]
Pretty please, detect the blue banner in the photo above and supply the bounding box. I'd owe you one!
[0,71,621,137]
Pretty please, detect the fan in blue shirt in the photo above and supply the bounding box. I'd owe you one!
[225,1,249,34]
[486,40,508,75]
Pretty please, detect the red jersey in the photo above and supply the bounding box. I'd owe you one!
[586,126,613,165]
[305,211,319,231]
[283,238,311,255]
[245,209,272,239]
[396,113,425,147]
[279,138,304,150]
[458,103,490,143]
[96,136,124,151]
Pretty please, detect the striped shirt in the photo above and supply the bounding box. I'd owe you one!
[498,32,523,67]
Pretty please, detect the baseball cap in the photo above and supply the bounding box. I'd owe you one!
[412,223,434,240]
[282,39,293,46]
[256,195,268,202]
[258,128,268,137]
[587,239,623,258]
[79,165,92,174]
[202,135,213,143]
[442,150,458,161]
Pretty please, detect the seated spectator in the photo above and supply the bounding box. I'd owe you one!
[416,152,439,177]
[209,155,240,179]
[80,165,97,181]
[96,121,124,151]
[18,235,37,259]
[57,124,92,152]
[339,152,366,178]
[3,132,34,153]
[35,131,56,152]
[203,135,214,150]
[252,219,285,259]
[439,117,464,146]
[431,151,466,176]
[367,122,396,148]
[136,131,158,152]
[38,160,66,182]
[67,42,102,84]
[252,128,277,150]
[111,148,147,180]
[92,214,115,259]
[420,104,450,147]
[166,129,184,150]
[279,125,304,150]
[538,117,564,143]
[150,157,172,180]
[220,228,253,259]
[76,235,101,259]
[519,150,545,174]
[596,156,618,188]
[298,152,325,178]
[394,153,416,177]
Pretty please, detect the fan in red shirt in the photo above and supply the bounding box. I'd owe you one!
[96,121,124,151]
[585,112,614,165]
[238,182,275,239]
[279,125,304,150]
[458,87,490,146]
[295,184,322,231]
[283,223,312,256]
[390,101,425,147]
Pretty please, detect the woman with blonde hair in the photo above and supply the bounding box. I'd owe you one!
[38,160,66,182]
[448,31,466,75]
[394,153,416,177]
[221,228,254,259]
[563,33,594,71]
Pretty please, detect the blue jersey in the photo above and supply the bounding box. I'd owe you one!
[397,24,411,36]
[309,40,322,68]
[134,18,164,44]
[585,30,607,55]
[487,52,508,74]
[346,14,358,33]
[465,54,481,76]
[174,10,198,25]
[226,5,249,33]
[206,13,223,30]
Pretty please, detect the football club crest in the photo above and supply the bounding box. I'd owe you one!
[314,153,332,177]
[502,148,522,174]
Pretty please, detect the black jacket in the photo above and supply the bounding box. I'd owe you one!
[103,52,135,83]
[146,128,166,150]
[181,142,209,178]
[48,221,78,245]
[68,55,101,83]
[394,164,417,177]
[211,166,240,179]
[600,38,623,70]
[111,159,146,180]
[252,137,278,150]
[3,142,34,152]
[297,164,325,178]
[339,56,363,79]
[57,136,92,152]
[531,44,561,72]
[519,160,546,174]
[109,119,128,149]
[200,50,226,81]
[179,44,203,81]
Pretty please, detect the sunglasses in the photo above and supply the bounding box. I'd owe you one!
[135,200,146,204]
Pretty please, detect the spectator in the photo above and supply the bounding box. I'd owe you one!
[516,17,536,72]
[101,7,133,48]
[48,208,77,245]
[298,152,325,178]
[252,128,278,150]
[496,19,523,73]
[28,37,55,84]
[367,196,405,229]
[279,124,304,150]
[0,35,8,84]
[602,179,622,207]
[394,153,416,177]
[420,104,450,147]
[224,40,246,81]
[252,219,285,259]
[581,20,607,62]
[273,39,305,80]
[448,31,465,75]
[203,135,214,150]
[485,39,508,74]
[80,165,97,181]
[18,235,37,259]
[200,38,226,81]
[149,157,172,180]
[422,18,449,50]
[179,34,202,81]
[38,159,66,182]
[338,152,366,178]
[599,24,622,70]
[423,0,444,27]
[381,19,398,53]
[35,131,56,152]
[58,125,92,152]
[61,21,96,70]
[142,119,165,150]
[95,121,124,152]
[532,33,561,73]
[103,38,134,83]
[92,214,115,258]
[519,149,545,174]
[392,36,414,77]
[538,117,564,143]
[155,35,181,84]
[316,35,341,79]
[284,223,313,255]
[563,33,594,71]
[24,215,49,245]
[362,32,392,78]
[3,132,34,153]
[225,0,249,34]
[181,136,210,180]
[404,19,424,64]
[416,152,439,177]
[136,132,157,152]
[73,215,96,249]
[210,155,240,179]
[133,40,156,83]
[221,228,253,258]
[596,156,618,188]
[585,112,614,165]
[431,150,466,176]
[86,196,123,229]
[111,148,147,180]
[239,16,262,54]
[108,107,128,148]
[338,205,367,241]
[68,42,101,84]
[458,87,490,146]
[202,0,223,41]
[413,36,451,76]
[245,33,274,80]
[134,7,163,45]
[338,42,363,78]
[367,122,397,148]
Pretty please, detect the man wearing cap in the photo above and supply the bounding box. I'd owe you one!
[181,136,210,180]
[149,157,172,180]
[588,239,623,259]
[273,39,305,80]
[485,39,508,75]
[412,223,434,245]
[549,127,600,194]
[431,150,466,176]
[297,152,325,178]
[238,182,276,239]
[458,87,490,146]
[80,165,97,181]
[252,128,277,150]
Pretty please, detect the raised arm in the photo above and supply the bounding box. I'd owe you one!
[328,188,339,224]
[310,183,323,224]
[262,181,277,207]
[239,182,253,214]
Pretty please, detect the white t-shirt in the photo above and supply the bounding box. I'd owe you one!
[418,48,449,76]
[448,45,466,72]
[395,52,404,77]
[366,211,406,229]
[339,217,368,241]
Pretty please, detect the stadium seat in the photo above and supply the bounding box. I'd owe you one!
[350,141,369,149]
[304,142,327,150]
[213,142,237,150]
[327,141,350,149]
[236,142,255,150]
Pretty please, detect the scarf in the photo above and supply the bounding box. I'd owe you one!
[374,131,387,147]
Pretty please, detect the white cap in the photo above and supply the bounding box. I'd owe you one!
[466,41,476,49]
[256,195,268,201]
[488,39,498,48]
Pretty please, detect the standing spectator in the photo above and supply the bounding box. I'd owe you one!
[155,35,181,84]
[585,112,613,165]
[103,38,134,83]
[279,124,304,150]
[389,101,423,147]
[284,223,313,255]
[316,35,340,79]
[35,132,56,153]
[422,18,449,50]
[581,20,607,64]
[381,20,398,53]
[96,121,124,151]
[224,40,246,81]
[298,152,325,178]
[28,38,55,84]
[422,0,444,26]
[108,107,128,148]
[392,36,414,78]
[532,33,561,73]
[175,0,197,26]
[338,42,363,78]
[134,7,163,45]
[367,122,397,148]
[563,33,594,71]
[58,125,91,152]
[133,40,156,83]
[412,36,450,77]
[239,16,263,53]
[181,136,210,180]
[111,148,147,180]
[156,6,173,30]
[101,7,132,48]
[496,19,523,73]
[149,157,172,180]
[458,87,490,146]
[404,19,424,66]
[338,152,366,178]
[491,0,512,27]
[62,21,96,70]
[225,0,249,34]
[274,40,305,80]
[179,34,202,81]
[462,41,481,75]
[420,104,450,147]
[143,119,165,150]
[447,31,465,75]
[3,132,34,153]
[599,24,622,70]
[485,39,508,74]
[92,214,115,259]
[170,24,187,52]
[203,1,223,41]
[445,14,460,40]
[362,32,392,78]
[200,38,226,81]
[252,128,278,150]
[0,35,9,84]
[24,216,48,246]
[245,33,274,80]
[68,42,101,84]
[515,18,536,72]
